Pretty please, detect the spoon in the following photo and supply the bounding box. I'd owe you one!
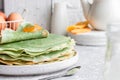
[38,66,81,80]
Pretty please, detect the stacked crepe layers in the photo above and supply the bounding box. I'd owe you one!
[0,22,76,65]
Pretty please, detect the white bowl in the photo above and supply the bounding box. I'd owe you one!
[68,31,107,46]
[0,53,79,75]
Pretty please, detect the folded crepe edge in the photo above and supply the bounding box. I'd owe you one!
[0,22,49,44]
[0,50,76,65]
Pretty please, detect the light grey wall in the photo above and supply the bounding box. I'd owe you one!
[1,0,85,30]
[53,0,85,25]
[4,0,52,30]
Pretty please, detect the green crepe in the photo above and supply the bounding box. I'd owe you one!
[0,34,75,63]
[0,48,73,62]
[0,22,49,44]
[0,34,74,56]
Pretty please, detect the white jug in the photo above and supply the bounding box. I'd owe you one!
[80,0,120,30]
[51,2,69,35]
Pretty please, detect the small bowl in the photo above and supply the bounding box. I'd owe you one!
[67,31,107,46]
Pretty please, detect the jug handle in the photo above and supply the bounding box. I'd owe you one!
[86,0,94,17]
[81,0,94,19]
[88,0,94,5]
[87,0,95,16]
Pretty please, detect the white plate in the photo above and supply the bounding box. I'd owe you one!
[0,53,79,75]
[68,31,107,46]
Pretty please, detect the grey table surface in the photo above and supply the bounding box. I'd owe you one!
[0,45,106,80]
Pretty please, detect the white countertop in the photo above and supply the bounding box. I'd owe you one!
[0,45,106,80]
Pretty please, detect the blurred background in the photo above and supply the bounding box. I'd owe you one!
[0,0,85,31]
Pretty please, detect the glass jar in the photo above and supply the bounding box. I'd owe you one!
[105,23,120,80]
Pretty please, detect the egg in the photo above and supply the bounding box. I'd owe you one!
[0,16,7,33]
[7,12,23,30]
[0,11,7,20]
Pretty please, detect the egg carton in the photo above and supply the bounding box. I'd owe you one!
[0,20,23,31]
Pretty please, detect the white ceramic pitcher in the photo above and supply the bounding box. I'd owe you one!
[51,2,69,35]
[80,0,120,30]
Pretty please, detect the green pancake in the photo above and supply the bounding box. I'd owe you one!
[0,34,75,56]
[0,47,73,62]
[0,22,49,44]
[0,50,76,65]
[0,34,75,65]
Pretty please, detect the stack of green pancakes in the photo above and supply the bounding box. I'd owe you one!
[0,23,76,65]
